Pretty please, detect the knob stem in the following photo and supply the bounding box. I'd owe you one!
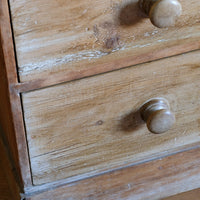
[139,0,158,16]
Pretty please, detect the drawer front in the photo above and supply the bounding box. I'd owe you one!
[22,51,200,185]
[10,0,200,84]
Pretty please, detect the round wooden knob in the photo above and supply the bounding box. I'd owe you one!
[139,0,182,28]
[140,98,175,134]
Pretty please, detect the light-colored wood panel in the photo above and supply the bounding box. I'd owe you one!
[22,50,200,185]
[0,0,32,188]
[9,0,200,84]
[163,188,200,200]
[26,148,200,200]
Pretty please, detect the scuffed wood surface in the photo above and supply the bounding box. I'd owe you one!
[26,148,200,200]
[163,188,200,200]
[9,0,200,85]
[0,0,32,188]
[22,50,200,185]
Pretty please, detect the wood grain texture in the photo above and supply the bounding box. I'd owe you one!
[9,0,200,86]
[163,188,200,200]
[22,50,200,185]
[25,147,200,200]
[0,0,32,188]
[1,0,200,196]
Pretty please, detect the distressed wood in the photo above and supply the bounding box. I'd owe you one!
[22,50,200,185]
[0,0,32,188]
[1,0,200,197]
[25,147,200,200]
[13,41,200,93]
[9,0,200,87]
[163,188,200,200]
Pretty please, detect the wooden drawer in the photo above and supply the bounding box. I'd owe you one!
[22,50,200,185]
[9,0,200,87]
[1,0,200,198]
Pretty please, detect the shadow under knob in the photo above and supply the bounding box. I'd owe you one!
[140,98,175,134]
[139,0,182,28]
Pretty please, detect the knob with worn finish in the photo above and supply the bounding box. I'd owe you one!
[140,98,175,134]
[139,0,182,28]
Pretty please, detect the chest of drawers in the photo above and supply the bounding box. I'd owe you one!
[0,0,200,199]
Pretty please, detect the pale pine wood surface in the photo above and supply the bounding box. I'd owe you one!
[163,188,200,200]
[25,148,200,200]
[9,0,200,86]
[0,0,199,197]
[22,50,200,185]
